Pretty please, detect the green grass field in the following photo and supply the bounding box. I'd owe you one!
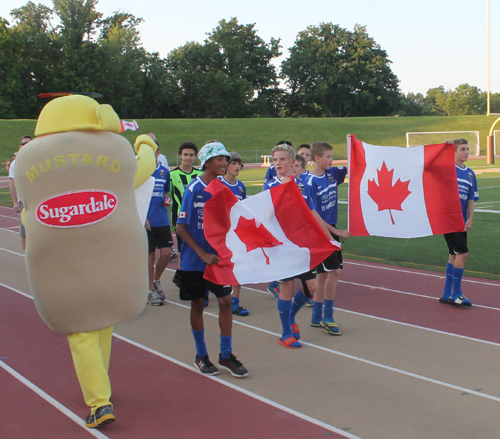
[1,115,500,175]
[2,117,499,279]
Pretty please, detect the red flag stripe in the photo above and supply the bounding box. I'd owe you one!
[423,143,464,234]
[203,180,239,285]
[348,135,369,236]
[270,180,337,271]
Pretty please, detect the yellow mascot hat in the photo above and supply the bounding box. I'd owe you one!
[35,95,121,136]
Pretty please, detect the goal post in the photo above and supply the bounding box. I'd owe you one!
[493,130,500,155]
[406,131,481,156]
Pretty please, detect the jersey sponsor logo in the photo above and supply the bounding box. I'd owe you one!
[328,173,336,183]
[36,190,117,228]
[160,169,166,178]
[468,171,473,182]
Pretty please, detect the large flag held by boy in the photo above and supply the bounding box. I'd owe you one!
[348,134,464,238]
[203,178,340,285]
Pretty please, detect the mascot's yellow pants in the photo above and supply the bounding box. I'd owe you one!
[67,326,113,414]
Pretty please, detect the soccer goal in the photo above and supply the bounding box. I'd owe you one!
[406,131,481,156]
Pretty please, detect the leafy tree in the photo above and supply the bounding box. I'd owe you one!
[3,3,61,117]
[447,83,484,115]
[281,23,400,117]
[399,92,425,116]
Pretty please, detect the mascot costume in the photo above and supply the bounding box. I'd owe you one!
[14,95,157,428]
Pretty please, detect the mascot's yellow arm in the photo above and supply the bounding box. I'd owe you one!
[133,135,157,190]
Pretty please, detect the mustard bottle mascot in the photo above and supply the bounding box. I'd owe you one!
[14,95,157,428]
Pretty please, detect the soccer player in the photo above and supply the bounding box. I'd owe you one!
[264,144,330,348]
[304,141,349,336]
[266,140,294,299]
[145,142,173,306]
[297,143,312,180]
[170,142,203,287]
[9,135,32,250]
[219,152,249,316]
[439,139,479,306]
[263,140,293,184]
[176,142,248,377]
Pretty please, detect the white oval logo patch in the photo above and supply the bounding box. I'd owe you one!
[36,190,118,228]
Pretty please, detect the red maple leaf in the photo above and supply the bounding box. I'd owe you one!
[234,217,283,265]
[367,162,411,225]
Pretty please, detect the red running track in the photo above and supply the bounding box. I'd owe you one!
[0,285,347,439]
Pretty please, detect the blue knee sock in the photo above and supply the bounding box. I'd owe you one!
[311,301,323,325]
[290,290,309,325]
[232,297,239,312]
[442,263,453,299]
[220,335,232,360]
[192,328,207,358]
[451,267,464,300]
[323,299,334,322]
[278,299,292,340]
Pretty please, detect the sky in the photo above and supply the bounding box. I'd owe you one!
[2,0,499,94]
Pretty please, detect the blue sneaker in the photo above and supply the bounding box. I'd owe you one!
[320,320,342,335]
[267,285,280,300]
[447,295,472,306]
[306,298,314,307]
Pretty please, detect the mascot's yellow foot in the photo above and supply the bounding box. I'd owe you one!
[85,405,115,428]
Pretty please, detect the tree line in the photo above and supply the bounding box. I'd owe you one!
[1,0,498,120]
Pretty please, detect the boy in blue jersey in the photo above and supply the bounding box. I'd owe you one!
[145,143,173,306]
[264,144,331,348]
[176,142,248,377]
[439,139,479,306]
[266,141,294,299]
[297,143,312,181]
[304,141,350,336]
[263,140,292,184]
[219,152,249,316]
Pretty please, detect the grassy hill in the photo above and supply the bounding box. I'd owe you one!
[1,116,499,174]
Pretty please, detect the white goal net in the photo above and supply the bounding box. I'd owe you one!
[406,131,480,156]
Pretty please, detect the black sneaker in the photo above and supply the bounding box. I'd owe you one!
[194,355,220,375]
[85,405,115,428]
[218,353,249,378]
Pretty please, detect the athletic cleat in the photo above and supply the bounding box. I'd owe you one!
[310,321,322,328]
[85,405,115,428]
[320,320,342,335]
[153,280,165,301]
[447,295,472,306]
[218,353,249,378]
[306,298,314,307]
[267,286,280,300]
[194,355,220,375]
[147,290,163,306]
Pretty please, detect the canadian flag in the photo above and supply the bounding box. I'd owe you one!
[203,179,340,285]
[120,120,139,132]
[348,135,464,238]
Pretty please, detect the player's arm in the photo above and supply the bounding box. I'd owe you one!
[9,179,21,212]
[329,225,350,240]
[311,209,333,240]
[176,224,221,266]
[464,200,474,231]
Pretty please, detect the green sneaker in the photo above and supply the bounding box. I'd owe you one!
[320,320,342,335]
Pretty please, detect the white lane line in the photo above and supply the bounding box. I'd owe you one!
[113,333,363,439]
[345,261,500,287]
[338,279,500,312]
[165,300,500,403]
[0,247,25,257]
[0,361,109,439]
[0,214,17,220]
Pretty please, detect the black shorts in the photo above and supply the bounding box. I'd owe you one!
[178,270,232,301]
[317,229,343,273]
[444,231,468,255]
[279,268,317,284]
[147,226,173,252]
